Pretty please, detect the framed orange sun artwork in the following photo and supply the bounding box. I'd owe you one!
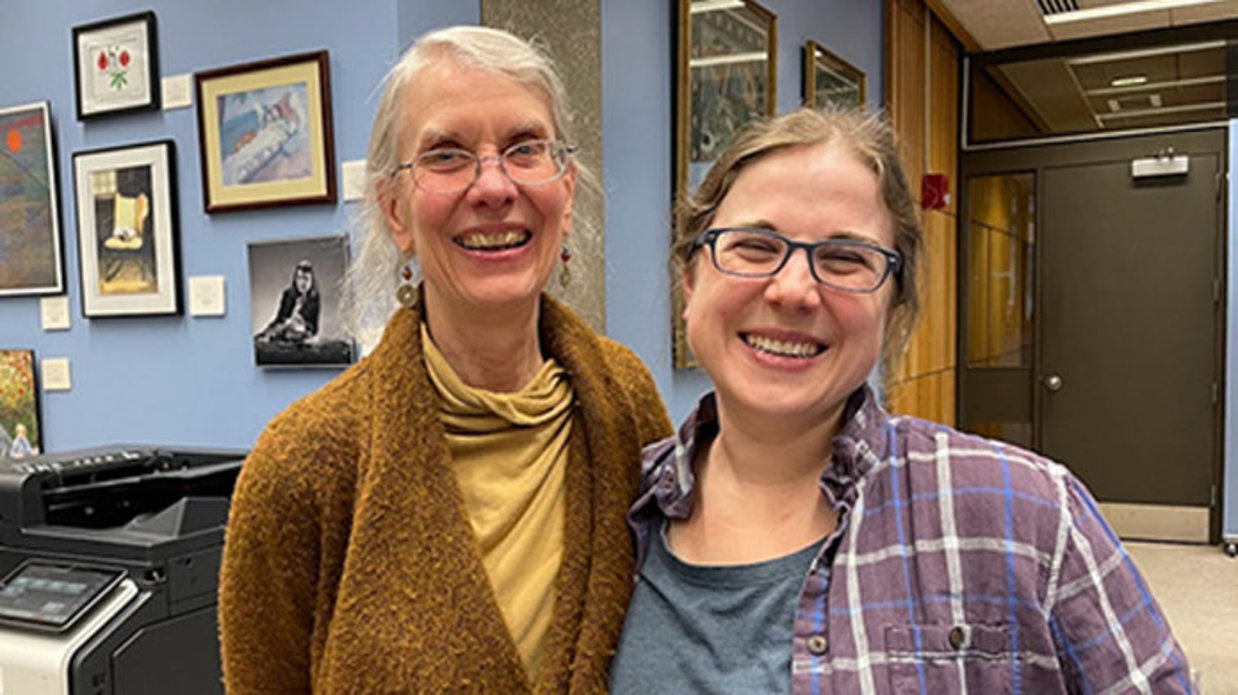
[0,101,63,296]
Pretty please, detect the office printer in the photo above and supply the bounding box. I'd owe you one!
[0,446,246,695]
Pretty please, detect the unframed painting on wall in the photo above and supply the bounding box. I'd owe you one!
[0,349,42,461]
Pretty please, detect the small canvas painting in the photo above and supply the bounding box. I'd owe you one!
[0,349,41,462]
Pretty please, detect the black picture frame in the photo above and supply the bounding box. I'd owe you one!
[72,140,182,317]
[71,11,160,120]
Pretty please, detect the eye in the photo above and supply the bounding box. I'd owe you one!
[417,148,472,172]
[816,245,878,274]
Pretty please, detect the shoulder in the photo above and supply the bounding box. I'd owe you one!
[242,355,381,500]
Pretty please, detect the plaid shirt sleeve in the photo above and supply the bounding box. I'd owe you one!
[1046,474,1195,694]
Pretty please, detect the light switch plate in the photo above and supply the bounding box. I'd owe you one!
[41,358,71,391]
[188,275,226,316]
[40,296,70,331]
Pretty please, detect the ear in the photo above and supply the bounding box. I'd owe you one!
[377,178,416,254]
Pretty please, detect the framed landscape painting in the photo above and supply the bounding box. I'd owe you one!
[0,101,63,296]
[803,40,865,109]
[195,50,336,212]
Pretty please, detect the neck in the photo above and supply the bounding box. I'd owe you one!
[667,397,844,565]
[422,287,543,392]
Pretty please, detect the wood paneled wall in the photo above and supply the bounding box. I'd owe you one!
[883,0,960,425]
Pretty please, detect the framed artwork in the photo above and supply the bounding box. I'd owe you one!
[195,50,337,213]
[0,101,63,297]
[73,140,181,317]
[803,40,865,109]
[72,11,160,120]
[674,0,776,368]
[0,349,42,462]
[247,235,354,369]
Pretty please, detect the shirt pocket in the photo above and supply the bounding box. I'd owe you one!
[884,622,1015,693]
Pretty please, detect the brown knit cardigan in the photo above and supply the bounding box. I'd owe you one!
[219,294,672,694]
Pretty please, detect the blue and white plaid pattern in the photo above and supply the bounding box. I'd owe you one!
[626,387,1195,694]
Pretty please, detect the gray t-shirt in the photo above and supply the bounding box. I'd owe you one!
[609,520,821,694]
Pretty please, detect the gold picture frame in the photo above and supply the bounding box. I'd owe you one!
[195,50,336,213]
[803,40,865,109]
[674,0,777,368]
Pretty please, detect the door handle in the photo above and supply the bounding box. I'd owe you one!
[1044,374,1063,392]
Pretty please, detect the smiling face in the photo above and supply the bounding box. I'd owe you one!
[683,142,895,431]
[294,268,313,294]
[379,60,576,319]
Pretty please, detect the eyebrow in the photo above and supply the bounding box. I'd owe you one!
[730,220,879,244]
[415,121,552,151]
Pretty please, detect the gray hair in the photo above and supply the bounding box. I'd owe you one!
[344,25,601,348]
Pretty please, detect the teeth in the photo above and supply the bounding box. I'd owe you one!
[459,230,530,250]
[743,334,823,358]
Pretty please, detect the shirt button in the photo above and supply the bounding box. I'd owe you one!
[948,626,966,650]
[807,634,828,655]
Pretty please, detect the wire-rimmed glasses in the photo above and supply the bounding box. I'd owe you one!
[692,227,902,293]
[391,139,576,194]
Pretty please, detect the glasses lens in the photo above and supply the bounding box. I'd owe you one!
[813,242,887,290]
[503,140,565,186]
[712,230,787,276]
[413,148,476,193]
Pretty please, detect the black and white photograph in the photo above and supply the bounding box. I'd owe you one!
[247,235,352,368]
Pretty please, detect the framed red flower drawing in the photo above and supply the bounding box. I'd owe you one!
[72,11,160,120]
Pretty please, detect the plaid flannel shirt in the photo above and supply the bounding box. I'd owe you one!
[626,387,1195,694]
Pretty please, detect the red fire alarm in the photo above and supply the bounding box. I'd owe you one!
[921,173,950,210]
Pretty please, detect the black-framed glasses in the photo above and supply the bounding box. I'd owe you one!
[391,139,576,194]
[692,227,902,293]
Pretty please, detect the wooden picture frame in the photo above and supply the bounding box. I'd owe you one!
[0,349,42,461]
[674,0,777,368]
[803,40,865,109]
[73,140,181,317]
[195,50,337,213]
[0,101,64,297]
[247,235,354,369]
[72,11,160,120]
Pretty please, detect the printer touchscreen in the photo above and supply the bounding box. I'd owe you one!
[0,562,124,632]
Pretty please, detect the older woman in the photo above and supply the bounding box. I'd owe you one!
[609,108,1194,694]
[219,26,671,693]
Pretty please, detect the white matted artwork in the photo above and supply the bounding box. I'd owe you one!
[247,235,353,368]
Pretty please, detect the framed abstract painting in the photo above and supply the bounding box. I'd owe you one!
[0,101,63,296]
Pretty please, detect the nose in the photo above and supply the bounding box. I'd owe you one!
[764,247,821,312]
[465,154,518,209]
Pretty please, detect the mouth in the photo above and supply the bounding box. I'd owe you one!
[454,230,532,251]
[741,332,826,359]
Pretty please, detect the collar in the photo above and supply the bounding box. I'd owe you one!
[632,384,892,522]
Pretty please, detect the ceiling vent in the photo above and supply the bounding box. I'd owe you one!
[1037,0,1081,15]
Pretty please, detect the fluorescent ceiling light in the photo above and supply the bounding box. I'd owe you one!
[1111,75,1149,87]
[1045,0,1230,25]
[1067,40,1224,65]
[1086,74,1226,96]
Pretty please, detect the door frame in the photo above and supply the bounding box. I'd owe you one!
[957,128,1228,543]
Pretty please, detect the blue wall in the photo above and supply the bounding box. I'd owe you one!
[0,0,883,452]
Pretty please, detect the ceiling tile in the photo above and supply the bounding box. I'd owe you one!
[937,0,1052,49]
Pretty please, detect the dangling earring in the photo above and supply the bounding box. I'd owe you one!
[558,244,572,287]
[396,260,417,308]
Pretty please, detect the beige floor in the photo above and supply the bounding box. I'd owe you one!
[1126,542,1238,694]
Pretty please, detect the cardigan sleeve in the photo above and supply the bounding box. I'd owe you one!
[602,338,673,447]
[219,417,324,694]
